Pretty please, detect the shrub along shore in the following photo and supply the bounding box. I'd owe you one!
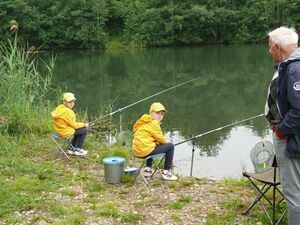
[0,41,287,224]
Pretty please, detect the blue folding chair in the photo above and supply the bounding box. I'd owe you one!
[51,133,72,160]
[132,153,166,185]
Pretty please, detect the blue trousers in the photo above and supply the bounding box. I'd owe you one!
[144,142,174,170]
[71,127,88,149]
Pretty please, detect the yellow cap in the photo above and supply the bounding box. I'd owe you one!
[63,92,77,102]
[149,102,167,113]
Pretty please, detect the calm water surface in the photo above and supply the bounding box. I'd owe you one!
[44,45,275,180]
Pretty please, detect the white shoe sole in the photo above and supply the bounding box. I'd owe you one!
[67,150,87,156]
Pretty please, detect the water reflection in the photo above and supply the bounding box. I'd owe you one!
[41,45,275,179]
[169,124,273,180]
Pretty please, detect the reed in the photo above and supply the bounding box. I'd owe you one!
[0,40,54,135]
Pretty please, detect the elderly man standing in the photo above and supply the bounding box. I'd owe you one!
[265,26,300,224]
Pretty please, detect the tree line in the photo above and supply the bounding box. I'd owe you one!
[1,0,299,49]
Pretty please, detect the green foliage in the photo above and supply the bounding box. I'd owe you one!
[0,0,299,48]
[99,145,131,162]
[89,116,116,141]
[120,173,134,183]
[106,40,124,51]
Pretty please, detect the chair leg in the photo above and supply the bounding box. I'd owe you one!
[272,185,276,224]
[132,154,166,185]
[58,144,71,160]
[268,185,287,225]
[151,155,165,178]
[132,160,148,185]
[275,210,287,225]
[243,184,271,215]
[243,180,272,214]
[52,138,71,160]
[275,187,285,204]
[243,178,287,225]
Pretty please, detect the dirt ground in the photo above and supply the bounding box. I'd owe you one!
[10,163,251,225]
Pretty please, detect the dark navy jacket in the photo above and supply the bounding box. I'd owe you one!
[277,48,300,157]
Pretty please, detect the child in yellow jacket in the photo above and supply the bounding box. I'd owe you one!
[51,92,89,156]
[132,102,177,180]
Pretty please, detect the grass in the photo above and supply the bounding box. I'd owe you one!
[179,177,195,186]
[0,40,54,136]
[171,214,182,222]
[95,202,120,218]
[166,195,192,210]
[49,201,67,217]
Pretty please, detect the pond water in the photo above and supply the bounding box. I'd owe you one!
[43,45,275,180]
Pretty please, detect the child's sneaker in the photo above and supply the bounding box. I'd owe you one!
[141,167,154,177]
[67,148,87,156]
[79,149,88,155]
[162,170,177,181]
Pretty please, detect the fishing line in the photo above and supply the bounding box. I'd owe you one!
[89,76,200,125]
[173,113,264,176]
[174,113,264,146]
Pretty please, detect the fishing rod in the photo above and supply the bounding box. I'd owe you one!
[173,113,264,176]
[174,113,264,146]
[89,76,200,125]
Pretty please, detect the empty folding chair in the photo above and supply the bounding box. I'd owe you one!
[132,153,166,185]
[242,140,286,225]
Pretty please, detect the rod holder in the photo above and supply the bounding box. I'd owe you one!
[190,139,196,177]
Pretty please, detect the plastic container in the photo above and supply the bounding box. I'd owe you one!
[103,156,126,184]
[124,167,138,176]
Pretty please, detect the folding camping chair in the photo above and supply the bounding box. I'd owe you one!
[242,140,286,225]
[51,133,72,160]
[132,153,166,185]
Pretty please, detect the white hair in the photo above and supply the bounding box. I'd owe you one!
[268,26,298,45]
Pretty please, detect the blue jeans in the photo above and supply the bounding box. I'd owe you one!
[145,142,174,170]
[71,127,88,149]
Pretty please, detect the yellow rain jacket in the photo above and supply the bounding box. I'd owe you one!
[132,114,167,157]
[51,104,85,138]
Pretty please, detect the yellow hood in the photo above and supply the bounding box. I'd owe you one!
[133,114,152,133]
[51,104,69,119]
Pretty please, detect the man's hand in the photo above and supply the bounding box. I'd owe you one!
[274,125,287,140]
